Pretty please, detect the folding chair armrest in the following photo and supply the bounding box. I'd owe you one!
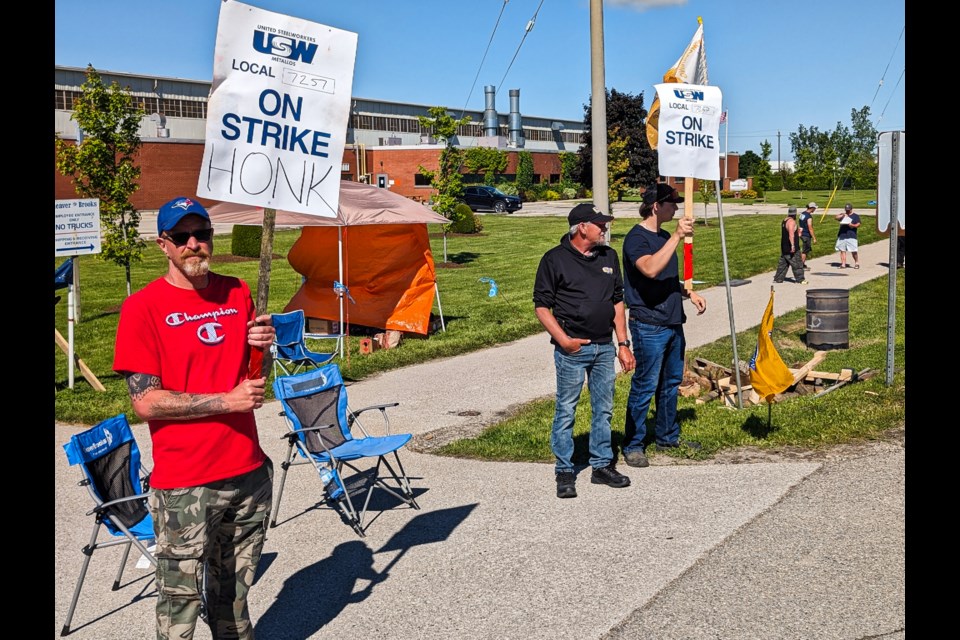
[348,403,400,436]
[86,492,151,517]
[280,424,339,457]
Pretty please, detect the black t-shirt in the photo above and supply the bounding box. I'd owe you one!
[622,224,686,326]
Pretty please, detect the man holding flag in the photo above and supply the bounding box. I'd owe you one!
[620,184,707,469]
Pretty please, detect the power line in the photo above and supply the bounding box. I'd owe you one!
[875,68,905,128]
[870,25,905,109]
[459,0,511,120]
[495,0,545,93]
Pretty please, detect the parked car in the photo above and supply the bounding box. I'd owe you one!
[462,186,522,213]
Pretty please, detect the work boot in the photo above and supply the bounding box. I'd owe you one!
[556,471,577,498]
[590,464,631,488]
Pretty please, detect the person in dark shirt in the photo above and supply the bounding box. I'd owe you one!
[619,184,707,469]
[533,203,635,498]
[834,203,862,268]
[773,207,807,284]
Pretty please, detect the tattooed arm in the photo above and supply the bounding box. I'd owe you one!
[124,372,266,421]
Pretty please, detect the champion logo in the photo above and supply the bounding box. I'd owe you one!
[166,307,240,327]
[197,322,226,345]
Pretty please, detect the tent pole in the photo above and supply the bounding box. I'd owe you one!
[434,283,446,332]
[338,226,345,359]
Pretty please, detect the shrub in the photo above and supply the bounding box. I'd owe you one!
[231,225,263,258]
[498,183,519,196]
[448,203,483,234]
[741,189,758,199]
[562,187,578,200]
[543,190,560,201]
[720,190,735,198]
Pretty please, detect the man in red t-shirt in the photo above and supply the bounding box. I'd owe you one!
[113,196,275,640]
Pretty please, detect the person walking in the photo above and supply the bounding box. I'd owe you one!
[798,202,818,267]
[620,184,707,469]
[774,207,807,284]
[533,202,635,498]
[835,203,862,268]
[113,196,275,640]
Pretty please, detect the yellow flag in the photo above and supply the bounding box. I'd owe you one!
[646,17,709,150]
[748,289,795,402]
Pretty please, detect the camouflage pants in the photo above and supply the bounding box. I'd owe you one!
[150,459,273,640]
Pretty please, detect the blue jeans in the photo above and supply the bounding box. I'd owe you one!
[550,342,616,473]
[622,321,686,452]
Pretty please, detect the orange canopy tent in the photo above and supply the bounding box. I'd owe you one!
[207,181,449,339]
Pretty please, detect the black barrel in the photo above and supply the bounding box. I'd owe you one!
[805,289,849,350]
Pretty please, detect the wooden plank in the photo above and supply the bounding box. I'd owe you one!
[55,328,106,392]
[790,350,828,384]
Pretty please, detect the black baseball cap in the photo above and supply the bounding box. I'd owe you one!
[568,203,614,226]
[642,183,684,205]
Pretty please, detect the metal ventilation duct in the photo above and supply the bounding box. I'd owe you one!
[508,89,523,147]
[483,85,498,137]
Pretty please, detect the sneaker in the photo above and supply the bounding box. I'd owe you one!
[591,464,631,488]
[623,450,650,468]
[556,471,577,498]
[854,264,859,269]
[798,280,809,285]
[651,439,702,452]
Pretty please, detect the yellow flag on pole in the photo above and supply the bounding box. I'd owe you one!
[646,17,709,150]
[748,288,796,402]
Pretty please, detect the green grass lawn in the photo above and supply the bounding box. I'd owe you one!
[436,273,905,464]
[622,188,880,211]
[55,212,886,426]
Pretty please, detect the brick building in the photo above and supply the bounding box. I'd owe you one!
[55,65,739,208]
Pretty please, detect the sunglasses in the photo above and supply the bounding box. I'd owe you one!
[163,228,214,246]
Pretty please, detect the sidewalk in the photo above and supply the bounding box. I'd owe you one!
[53,239,904,639]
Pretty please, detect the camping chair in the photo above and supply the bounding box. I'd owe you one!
[61,414,157,636]
[271,363,420,537]
[270,309,337,378]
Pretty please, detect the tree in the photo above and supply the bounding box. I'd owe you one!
[606,126,630,203]
[788,105,877,190]
[55,64,146,297]
[558,151,580,194]
[577,88,658,190]
[697,179,716,224]
[754,140,774,196]
[417,106,470,221]
[515,151,534,199]
[463,146,508,185]
[738,150,763,179]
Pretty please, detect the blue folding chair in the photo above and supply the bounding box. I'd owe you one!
[270,309,337,378]
[61,414,156,636]
[271,363,420,537]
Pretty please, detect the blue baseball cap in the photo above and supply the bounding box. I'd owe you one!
[157,197,210,235]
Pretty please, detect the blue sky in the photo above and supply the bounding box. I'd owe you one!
[54,0,905,162]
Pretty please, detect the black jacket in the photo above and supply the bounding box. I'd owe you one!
[533,234,624,344]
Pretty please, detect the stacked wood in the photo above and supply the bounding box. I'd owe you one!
[687,354,862,408]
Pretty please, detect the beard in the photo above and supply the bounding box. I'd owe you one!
[180,252,211,277]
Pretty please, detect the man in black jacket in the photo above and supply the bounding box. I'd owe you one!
[533,203,635,498]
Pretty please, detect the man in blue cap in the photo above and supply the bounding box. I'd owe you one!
[113,196,275,640]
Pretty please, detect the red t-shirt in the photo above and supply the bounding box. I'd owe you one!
[113,273,266,489]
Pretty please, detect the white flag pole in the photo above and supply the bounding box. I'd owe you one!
[723,112,729,189]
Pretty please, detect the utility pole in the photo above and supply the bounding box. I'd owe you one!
[590,0,609,221]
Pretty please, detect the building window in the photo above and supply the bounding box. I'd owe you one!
[414,174,432,186]
[549,174,560,184]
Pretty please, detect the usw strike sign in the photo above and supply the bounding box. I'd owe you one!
[654,83,722,180]
[197,0,358,217]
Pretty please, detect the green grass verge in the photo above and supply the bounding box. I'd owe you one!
[435,273,904,463]
[55,213,886,426]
